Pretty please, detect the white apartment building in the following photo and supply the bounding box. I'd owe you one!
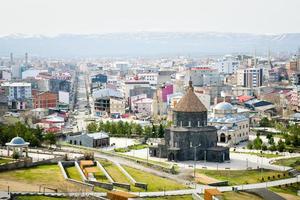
[186,67,223,86]
[138,73,158,86]
[0,66,12,81]
[1,82,32,110]
[1,82,32,100]
[215,55,240,74]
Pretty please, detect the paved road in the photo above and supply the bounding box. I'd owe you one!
[247,188,285,200]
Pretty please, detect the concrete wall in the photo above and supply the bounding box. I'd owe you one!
[75,161,87,181]
[87,180,113,190]
[96,161,114,183]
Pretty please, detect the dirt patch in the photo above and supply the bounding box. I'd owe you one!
[195,173,220,184]
[0,179,91,193]
[276,192,300,200]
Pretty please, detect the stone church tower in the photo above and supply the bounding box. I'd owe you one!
[149,81,230,162]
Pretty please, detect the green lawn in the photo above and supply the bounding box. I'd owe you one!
[123,165,188,191]
[273,157,300,170]
[0,164,62,183]
[270,184,300,196]
[144,195,192,200]
[233,151,281,158]
[197,169,290,185]
[64,166,82,181]
[94,170,109,183]
[98,159,130,183]
[16,196,69,200]
[0,157,14,164]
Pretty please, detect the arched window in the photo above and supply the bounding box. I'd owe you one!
[220,133,226,143]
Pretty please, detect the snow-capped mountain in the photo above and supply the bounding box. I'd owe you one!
[0,32,299,58]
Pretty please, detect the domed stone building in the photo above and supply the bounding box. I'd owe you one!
[208,102,249,146]
[149,81,230,162]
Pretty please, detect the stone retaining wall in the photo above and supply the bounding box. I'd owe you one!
[0,158,32,172]
[86,180,113,190]
[112,182,131,191]
[59,161,94,189]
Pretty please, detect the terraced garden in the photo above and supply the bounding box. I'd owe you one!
[64,166,82,181]
[98,159,130,183]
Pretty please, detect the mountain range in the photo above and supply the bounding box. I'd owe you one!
[0,32,299,58]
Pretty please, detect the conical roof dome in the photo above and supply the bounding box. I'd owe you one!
[173,80,207,112]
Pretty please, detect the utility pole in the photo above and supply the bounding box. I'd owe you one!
[194,146,197,178]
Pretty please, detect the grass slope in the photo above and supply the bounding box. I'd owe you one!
[123,165,188,191]
[197,169,289,185]
[274,157,300,170]
[64,166,82,181]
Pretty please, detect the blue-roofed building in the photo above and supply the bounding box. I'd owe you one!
[91,73,107,84]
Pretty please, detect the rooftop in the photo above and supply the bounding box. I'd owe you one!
[173,80,207,112]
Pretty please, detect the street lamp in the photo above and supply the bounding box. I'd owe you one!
[193,144,201,178]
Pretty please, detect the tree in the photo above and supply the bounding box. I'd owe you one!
[277,139,285,152]
[259,117,271,127]
[104,121,111,133]
[253,136,263,150]
[44,132,57,147]
[132,123,143,136]
[247,141,253,149]
[87,122,98,133]
[124,122,130,136]
[110,122,117,135]
[151,124,157,138]
[98,121,104,132]
[262,144,268,151]
[158,124,165,138]
[116,121,124,136]
[269,144,277,151]
[144,126,152,138]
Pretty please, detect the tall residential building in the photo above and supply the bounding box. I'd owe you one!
[215,55,240,74]
[237,67,263,88]
[186,67,223,87]
[1,82,32,110]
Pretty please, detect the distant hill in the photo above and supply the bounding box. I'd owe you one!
[0,32,299,58]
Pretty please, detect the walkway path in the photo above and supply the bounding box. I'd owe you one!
[246,188,285,200]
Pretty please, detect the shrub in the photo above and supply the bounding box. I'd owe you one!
[114,147,130,153]
[12,151,19,159]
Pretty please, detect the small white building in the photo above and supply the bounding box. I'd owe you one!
[208,102,249,146]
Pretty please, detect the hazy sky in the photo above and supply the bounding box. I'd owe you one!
[1,0,300,36]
